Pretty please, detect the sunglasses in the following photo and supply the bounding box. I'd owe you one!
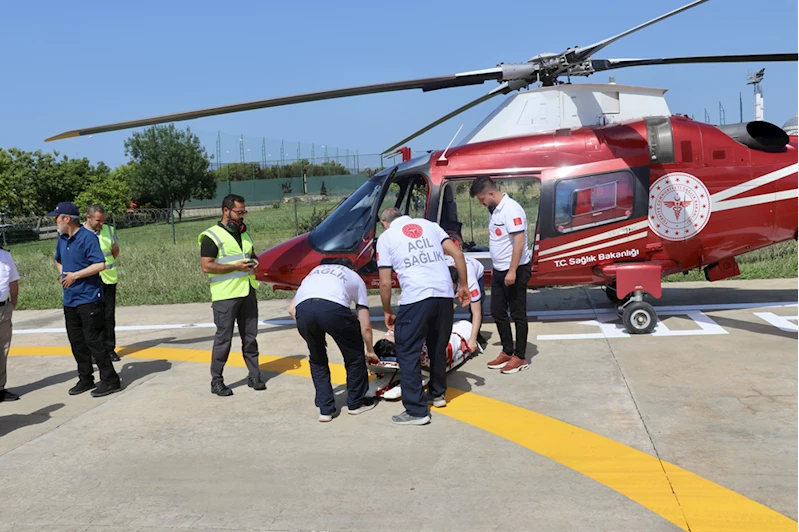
[230,209,248,215]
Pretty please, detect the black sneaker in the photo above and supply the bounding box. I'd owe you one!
[247,375,266,391]
[211,381,233,396]
[0,389,20,402]
[110,352,121,362]
[348,398,377,415]
[69,379,96,395]
[91,380,122,397]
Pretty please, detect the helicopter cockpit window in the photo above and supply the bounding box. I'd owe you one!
[374,175,429,240]
[554,170,634,233]
[308,175,384,252]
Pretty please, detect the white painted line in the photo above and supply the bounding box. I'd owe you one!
[13,301,797,335]
[753,312,799,333]
[651,311,729,336]
[539,310,729,341]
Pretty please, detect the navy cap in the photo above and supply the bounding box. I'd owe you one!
[46,201,80,217]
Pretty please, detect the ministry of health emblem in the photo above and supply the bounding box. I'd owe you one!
[648,172,711,241]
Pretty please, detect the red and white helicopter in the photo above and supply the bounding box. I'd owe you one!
[47,0,797,334]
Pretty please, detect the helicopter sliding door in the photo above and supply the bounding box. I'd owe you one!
[535,160,650,279]
[438,175,541,277]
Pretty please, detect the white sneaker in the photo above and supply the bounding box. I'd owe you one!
[348,400,377,415]
[319,413,335,422]
[427,394,447,408]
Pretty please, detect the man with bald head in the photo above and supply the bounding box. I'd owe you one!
[376,207,470,426]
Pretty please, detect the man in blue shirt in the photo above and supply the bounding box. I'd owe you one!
[50,202,121,397]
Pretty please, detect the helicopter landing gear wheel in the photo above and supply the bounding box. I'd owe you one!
[622,301,657,335]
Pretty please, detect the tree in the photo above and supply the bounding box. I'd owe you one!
[0,148,99,218]
[209,159,353,183]
[124,125,215,219]
[74,165,132,215]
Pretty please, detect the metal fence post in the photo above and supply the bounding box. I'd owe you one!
[170,200,176,245]
[293,197,299,236]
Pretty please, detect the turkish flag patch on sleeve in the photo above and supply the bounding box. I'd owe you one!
[470,289,479,298]
[513,217,523,225]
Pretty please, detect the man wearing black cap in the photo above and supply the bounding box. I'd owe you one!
[49,202,121,397]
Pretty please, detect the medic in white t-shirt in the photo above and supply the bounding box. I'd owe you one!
[445,254,485,354]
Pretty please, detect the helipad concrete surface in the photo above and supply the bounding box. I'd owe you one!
[1,279,796,532]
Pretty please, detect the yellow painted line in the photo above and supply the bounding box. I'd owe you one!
[10,346,796,532]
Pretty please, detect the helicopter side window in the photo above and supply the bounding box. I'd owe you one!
[554,170,634,233]
[403,177,428,219]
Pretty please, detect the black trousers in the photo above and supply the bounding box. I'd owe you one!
[102,282,117,357]
[394,297,454,418]
[491,262,532,359]
[64,302,120,384]
[211,287,260,382]
[296,298,368,415]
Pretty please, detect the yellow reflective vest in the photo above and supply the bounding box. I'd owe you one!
[98,224,118,285]
[199,225,258,301]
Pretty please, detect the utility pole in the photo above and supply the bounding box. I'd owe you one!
[747,68,765,121]
[739,92,743,123]
[261,137,267,178]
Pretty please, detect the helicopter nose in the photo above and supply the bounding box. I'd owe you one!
[255,233,316,288]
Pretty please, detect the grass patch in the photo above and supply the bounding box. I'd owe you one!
[9,201,796,310]
[10,202,325,310]
[664,240,798,282]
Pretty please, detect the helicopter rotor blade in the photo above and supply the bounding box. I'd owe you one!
[560,0,709,64]
[381,82,518,155]
[45,68,505,142]
[590,53,798,72]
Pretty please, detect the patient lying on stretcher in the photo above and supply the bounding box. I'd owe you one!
[366,320,482,400]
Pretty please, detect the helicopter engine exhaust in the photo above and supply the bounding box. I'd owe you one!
[716,121,790,152]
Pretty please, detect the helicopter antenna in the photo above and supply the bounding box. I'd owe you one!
[438,124,464,164]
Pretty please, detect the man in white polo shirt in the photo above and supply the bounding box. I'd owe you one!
[470,176,533,374]
[376,207,470,426]
[288,258,379,422]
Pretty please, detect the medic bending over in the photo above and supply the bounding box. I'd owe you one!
[445,254,487,353]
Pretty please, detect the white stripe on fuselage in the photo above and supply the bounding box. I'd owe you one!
[537,220,648,258]
[710,163,798,203]
[713,188,799,212]
[539,231,648,262]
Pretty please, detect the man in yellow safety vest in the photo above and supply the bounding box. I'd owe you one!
[84,204,121,362]
[199,194,265,396]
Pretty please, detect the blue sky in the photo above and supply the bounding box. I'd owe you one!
[1,0,796,169]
